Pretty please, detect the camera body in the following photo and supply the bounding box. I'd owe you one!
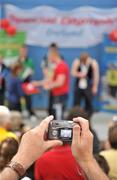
[48,120,74,142]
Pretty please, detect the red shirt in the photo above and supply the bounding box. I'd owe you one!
[52,61,69,96]
[35,145,86,180]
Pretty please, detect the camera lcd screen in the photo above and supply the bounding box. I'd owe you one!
[60,129,72,138]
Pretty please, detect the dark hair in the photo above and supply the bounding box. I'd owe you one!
[10,62,22,76]
[108,124,117,149]
[49,43,58,49]
[66,106,100,153]
[67,106,91,120]
[0,138,19,171]
[95,154,110,175]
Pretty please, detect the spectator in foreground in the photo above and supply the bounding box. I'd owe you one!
[10,111,23,131]
[67,106,100,154]
[95,154,110,176]
[0,138,19,172]
[0,116,109,180]
[100,124,117,180]
[0,106,18,142]
[35,141,85,179]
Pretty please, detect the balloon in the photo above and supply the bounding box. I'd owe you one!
[6,26,17,36]
[1,19,10,29]
[109,30,117,42]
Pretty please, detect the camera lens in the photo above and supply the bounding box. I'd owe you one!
[52,130,58,137]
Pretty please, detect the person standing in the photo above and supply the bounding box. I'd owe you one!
[0,54,9,105]
[18,45,35,116]
[41,43,59,116]
[7,63,24,112]
[43,48,69,120]
[106,64,117,98]
[71,53,99,115]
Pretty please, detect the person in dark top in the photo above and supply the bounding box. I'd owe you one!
[66,105,100,154]
[0,54,9,105]
[7,63,24,112]
[71,52,99,115]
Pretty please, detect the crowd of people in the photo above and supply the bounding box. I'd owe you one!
[0,43,117,180]
[0,105,117,180]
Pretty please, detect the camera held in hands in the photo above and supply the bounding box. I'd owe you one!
[48,120,74,142]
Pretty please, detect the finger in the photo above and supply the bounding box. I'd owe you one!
[73,117,89,132]
[46,140,63,150]
[72,125,81,146]
[33,115,54,135]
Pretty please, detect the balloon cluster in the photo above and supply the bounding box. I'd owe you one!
[0,18,17,36]
[109,29,117,42]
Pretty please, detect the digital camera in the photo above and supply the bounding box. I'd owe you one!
[48,120,74,142]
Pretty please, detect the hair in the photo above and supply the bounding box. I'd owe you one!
[10,111,23,131]
[0,138,19,171]
[66,106,91,120]
[95,154,110,175]
[65,106,92,146]
[80,52,89,62]
[108,124,117,149]
[0,106,11,126]
[49,43,58,49]
[10,62,22,76]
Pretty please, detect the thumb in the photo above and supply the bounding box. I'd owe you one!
[72,125,80,146]
[46,140,63,149]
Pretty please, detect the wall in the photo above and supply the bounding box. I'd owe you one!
[0,0,117,109]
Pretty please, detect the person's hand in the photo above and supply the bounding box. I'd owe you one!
[12,115,63,170]
[31,81,39,86]
[78,72,87,78]
[31,80,44,87]
[92,85,98,95]
[43,83,51,90]
[71,117,94,164]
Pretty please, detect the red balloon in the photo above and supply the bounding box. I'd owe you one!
[1,19,10,29]
[109,30,117,42]
[6,26,17,36]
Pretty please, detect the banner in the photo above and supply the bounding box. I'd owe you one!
[5,5,117,48]
[0,30,25,66]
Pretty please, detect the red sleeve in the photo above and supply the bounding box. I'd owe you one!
[56,63,68,75]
